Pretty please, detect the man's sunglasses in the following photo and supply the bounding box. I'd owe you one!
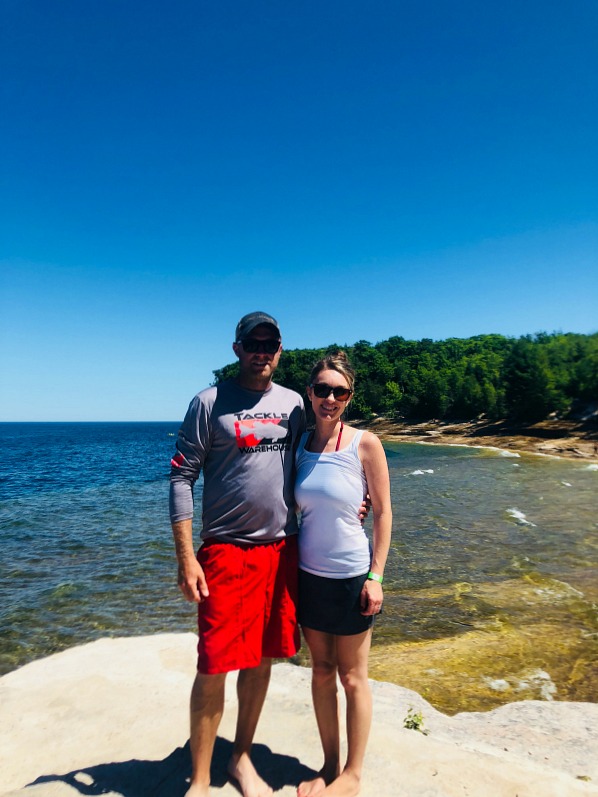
[239,338,281,354]
[310,383,353,401]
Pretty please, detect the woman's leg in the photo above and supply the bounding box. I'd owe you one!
[324,629,372,797]
[297,627,341,797]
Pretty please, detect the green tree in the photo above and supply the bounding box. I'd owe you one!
[212,331,597,424]
[503,338,559,421]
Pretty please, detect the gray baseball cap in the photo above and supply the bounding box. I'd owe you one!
[235,311,281,342]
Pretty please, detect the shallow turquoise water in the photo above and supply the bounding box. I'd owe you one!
[383,442,598,596]
[1,423,597,709]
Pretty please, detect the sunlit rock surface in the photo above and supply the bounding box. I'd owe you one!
[1,634,597,796]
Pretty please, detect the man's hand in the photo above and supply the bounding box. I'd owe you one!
[171,520,208,603]
[358,493,372,523]
[177,558,209,603]
[360,578,383,616]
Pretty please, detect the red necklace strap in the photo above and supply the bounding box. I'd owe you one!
[335,422,344,451]
[307,422,344,452]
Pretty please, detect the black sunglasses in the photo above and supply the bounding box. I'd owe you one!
[239,338,281,354]
[310,383,353,401]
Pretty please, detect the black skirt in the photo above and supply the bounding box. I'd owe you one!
[298,568,375,636]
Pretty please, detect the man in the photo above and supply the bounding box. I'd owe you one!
[169,311,305,797]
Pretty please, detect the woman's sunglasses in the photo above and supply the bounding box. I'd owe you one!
[310,383,353,401]
[239,338,281,354]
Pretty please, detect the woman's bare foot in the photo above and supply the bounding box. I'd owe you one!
[228,751,273,797]
[297,765,338,797]
[184,782,210,797]
[297,774,327,797]
[322,770,361,797]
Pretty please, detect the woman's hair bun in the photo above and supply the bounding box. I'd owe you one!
[309,349,355,390]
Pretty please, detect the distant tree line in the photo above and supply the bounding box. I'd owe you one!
[213,332,598,423]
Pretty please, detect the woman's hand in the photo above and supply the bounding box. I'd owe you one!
[360,578,383,615]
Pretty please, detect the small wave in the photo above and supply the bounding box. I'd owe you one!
[506,507,536,527]
[483,669,557,701]
[510,555,533,571]
[408,469,434,476]
[531,578,584,600]
[584,463,598,471]
[484,677,510,692]
[478,445,521,457]
[515,669,557,700]
[561,481,572,487]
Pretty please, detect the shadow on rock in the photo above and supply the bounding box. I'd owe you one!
[29,737,315,795]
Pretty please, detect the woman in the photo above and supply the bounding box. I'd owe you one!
[295,351,392,797]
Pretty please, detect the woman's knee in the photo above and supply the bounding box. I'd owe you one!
[311,658,337,685]
[338,667,369,695]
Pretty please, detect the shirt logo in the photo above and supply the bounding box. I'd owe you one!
[234,418,291,452]
[170,452,185,468]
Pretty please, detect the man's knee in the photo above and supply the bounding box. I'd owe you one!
[239,657,272,684]
[190,670,227,710]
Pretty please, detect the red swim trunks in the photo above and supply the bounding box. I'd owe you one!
[195,535,299,674]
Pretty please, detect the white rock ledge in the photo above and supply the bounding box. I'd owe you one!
[1,633,597,796]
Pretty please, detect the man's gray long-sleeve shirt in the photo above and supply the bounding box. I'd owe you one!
[169,379,306,544]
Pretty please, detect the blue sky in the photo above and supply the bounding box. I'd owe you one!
[1,1,596,421]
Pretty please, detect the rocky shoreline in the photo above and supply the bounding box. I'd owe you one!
[359,416,598,461]
[1,634,597,797]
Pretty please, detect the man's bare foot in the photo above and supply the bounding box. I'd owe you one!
[322,770,361,797]
[297,766,337,797]
[228,751,273,797]
[184,782,210,797]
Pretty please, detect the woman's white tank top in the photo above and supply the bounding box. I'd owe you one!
[295,429,370,578]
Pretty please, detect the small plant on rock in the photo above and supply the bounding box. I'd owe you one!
[403,706,428,734]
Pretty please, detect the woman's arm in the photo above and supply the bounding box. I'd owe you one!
[359,431,393,615]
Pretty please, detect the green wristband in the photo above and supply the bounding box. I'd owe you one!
[367,571,383,583]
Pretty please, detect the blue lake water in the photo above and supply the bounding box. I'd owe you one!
[1,422,597,712]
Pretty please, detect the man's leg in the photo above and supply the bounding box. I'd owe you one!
[186,670,227,797]
[228,657,274,797]
[298,628,340,797]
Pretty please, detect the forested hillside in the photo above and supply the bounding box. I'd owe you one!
[214,332,598,423]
